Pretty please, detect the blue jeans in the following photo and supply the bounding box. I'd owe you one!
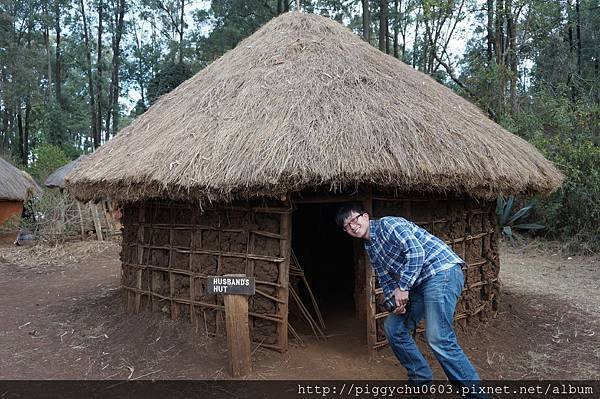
[383,264,480,385]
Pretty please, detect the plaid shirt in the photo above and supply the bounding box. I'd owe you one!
[364,217,464,299]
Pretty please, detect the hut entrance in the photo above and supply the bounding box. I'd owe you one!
[291,203,364,341]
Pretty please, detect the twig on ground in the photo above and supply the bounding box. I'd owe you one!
[130,369,162,380]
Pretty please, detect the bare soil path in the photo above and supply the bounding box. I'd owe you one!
[0,240,598,380]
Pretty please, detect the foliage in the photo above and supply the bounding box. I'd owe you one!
[532,133,600,253]
[192,0,278,64]
[28,144,70,183]
[147,62,194,105]
[496,196,545,241]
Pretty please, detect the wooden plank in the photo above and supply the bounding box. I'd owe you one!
[135,207,145,313]
[190,228,198,331]
[101,200,114,234]
[223,293,252,377]
[89,203,103,241]
[364,195,377,357]
[276,209,292,351]
[247,223,256,340]
[169,225,179,321]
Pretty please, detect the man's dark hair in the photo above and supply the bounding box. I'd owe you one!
[335,202,368,229]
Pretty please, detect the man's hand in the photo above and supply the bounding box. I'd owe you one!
[393,287,409,315]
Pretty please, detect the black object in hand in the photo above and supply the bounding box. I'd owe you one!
[383,296,397,312]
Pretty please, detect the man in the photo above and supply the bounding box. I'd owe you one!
[336,203,482,386]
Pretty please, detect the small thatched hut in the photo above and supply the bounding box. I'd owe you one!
[67,12,563,353]
[0,157,41,228]
[45,155,87,190]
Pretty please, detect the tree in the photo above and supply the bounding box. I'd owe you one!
[147,62,193,105]
[105,0,126,140]
[378,0,388,53]
[192,0,278,64]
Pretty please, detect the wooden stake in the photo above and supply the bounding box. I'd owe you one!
[224,294,252,377]
[89,202,103,241]
[291,251,326,332]
[76,201,85,240]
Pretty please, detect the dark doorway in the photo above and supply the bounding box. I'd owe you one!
[291,203,358,335]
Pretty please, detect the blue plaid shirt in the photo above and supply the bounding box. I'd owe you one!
[364,217,464,299]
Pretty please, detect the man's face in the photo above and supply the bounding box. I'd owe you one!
[342,211,369,239]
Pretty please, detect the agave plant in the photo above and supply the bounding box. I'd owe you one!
[496,196,545,241]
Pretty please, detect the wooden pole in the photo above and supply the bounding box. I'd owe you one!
[76,201,85,240]
[364,193,375,358]
[89,202,103,241]
[224,293,252,377]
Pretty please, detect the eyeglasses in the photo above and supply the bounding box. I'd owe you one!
[343,213,364,232]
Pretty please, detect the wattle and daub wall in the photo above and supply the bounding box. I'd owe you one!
[120,195,499,352]
[120,201,291,351]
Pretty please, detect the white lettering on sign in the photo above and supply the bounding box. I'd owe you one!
[213,277,250,286]
[206,276,255,295]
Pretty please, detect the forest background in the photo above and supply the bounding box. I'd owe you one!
[0,0,598,252]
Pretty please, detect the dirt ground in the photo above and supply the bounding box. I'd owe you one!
[0,238,598,380]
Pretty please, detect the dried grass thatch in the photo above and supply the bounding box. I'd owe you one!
[67,12,563,203]
[0,157,42,201]
[45,155,87,189]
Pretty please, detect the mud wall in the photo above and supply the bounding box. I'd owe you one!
[369,193,499,349]
[120,201,291,351]
[0,200,23,228]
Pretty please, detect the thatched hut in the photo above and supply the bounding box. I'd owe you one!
[67,12,563,353]
[0,157,41,228]
[45,155,87,190]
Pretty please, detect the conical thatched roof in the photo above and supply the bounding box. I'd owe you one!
[0,157,42,201]
[45,155,87,189]
[67,12,563,203]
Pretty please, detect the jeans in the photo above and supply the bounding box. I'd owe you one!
[383,264,481,386]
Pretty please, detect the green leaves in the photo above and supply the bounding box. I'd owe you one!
[496,195,545,241]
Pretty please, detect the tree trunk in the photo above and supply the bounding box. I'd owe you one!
[105,9,114,143]
[362,0,370,42]
[423,19,431,72]
[55,0,62,105]
[43,5,52,98]
[379,0,388,53]
[24,100,30,163]
[107,0,125,138]
[1,108,9,153]
[79,0,98,149]
[506,0,517,113]
[179,0,184,64]
[495,0,505,111]
[132,20,146,107]
[17,108,25,165]
[412,5,420,68]
[575,0,581,76]
[393,0,399,58]
[487,0,494,63]
[96,0,104,147]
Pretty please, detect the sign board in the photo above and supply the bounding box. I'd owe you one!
[207,275,255,295]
